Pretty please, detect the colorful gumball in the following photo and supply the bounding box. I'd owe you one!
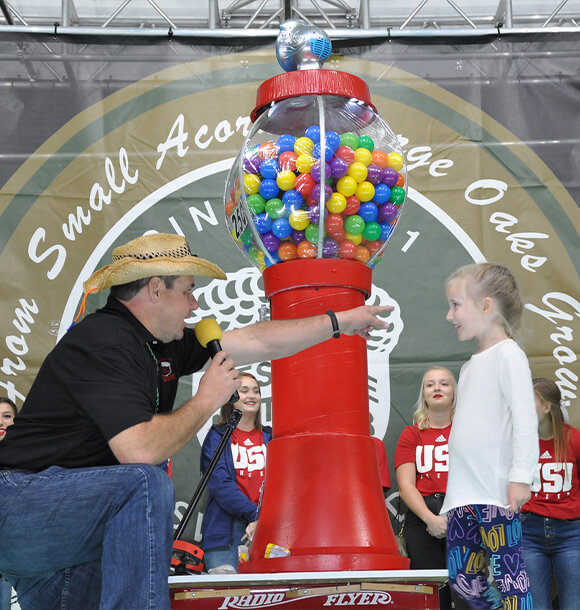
[354,245,371,263]
[282,189,303,211]
[322,237,339,257]
[326,192,347,214]
[305,223,325,243]
[325,213,344,235]
[325,131,341,152]
[225,199,236,216]
[373,184,391,204]
[344,215,365,235]
[279,151,298,172]
[336,175,357,197]
[366,164,383,185]
[308,204,327,225]
[356,181,375,202]
[295,173,315,198]
[277,134,296,153]
[276,170,297,191]
[389,186,406,205]
[248,245,260,265]
[329,157,349,179]
[261,232,281,252]
[254,212,273,234]
[243,173,261,195]
[371,150,389,169]
[265,251,282,267]
[357,135,375,152]
[338,240,357,259]
[311,183,332,203]
[358,202,379,223]
[365,240,383,256]
[260,158,280,179]
[305,125,320,143]
[278,241,297,261]
[291,229,306,244]
[259,141,278,160]
[243,154,261,174]
[240,227,253,246]
[331,226,346,242]
[247,193,266,215]
[294,136,314,156]
[265,198,286,219]
[396,174,406,187]
[382,167,398,187]
[259,178,279,200]
[344,195,361,216]
[297,240,317,258]
[289,209,310,231]
[335,145,355,165]
[272,218,292,239]
[344,232,363,245]
[380,222,394,241]
[378,202,398,223]
[362,221,381,242]
[347,161,368,183]
[387,152,404,171]
[340,132,359,149]
[354,147,373,166]
[313,143,334,163]
[311,161,331,183]
[295,153,316,174]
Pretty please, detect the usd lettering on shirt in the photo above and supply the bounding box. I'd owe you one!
[531,461,573,494]
[232,444,267,473]
[416,444,449,474]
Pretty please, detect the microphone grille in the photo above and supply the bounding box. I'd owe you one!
[194,318,222,347]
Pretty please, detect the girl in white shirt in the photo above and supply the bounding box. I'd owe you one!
[441,263,538,610]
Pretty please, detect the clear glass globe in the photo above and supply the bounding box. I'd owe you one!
[225,93,407,272]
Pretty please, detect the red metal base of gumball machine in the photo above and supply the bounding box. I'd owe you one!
[239,259,409,573]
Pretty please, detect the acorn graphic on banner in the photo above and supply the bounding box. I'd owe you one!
[224,19,410,573]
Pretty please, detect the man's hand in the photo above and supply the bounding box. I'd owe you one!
[337,305,394,339]
[507,482,531,512]
[197,350,241,409]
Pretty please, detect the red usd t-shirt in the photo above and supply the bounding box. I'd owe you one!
[231,428,267,505]
[522,424,580,519]
[394,424,451,496]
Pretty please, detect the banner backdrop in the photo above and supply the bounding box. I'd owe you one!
[0,33,578,543]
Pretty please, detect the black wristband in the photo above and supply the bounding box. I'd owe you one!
[326,310,340,339]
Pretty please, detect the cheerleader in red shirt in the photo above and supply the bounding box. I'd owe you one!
[395,367,468,610]
[521,378,580,610]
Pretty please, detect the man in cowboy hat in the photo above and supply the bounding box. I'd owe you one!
[0,232,393,610]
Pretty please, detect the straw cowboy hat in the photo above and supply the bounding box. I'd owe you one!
[83,233,226,293]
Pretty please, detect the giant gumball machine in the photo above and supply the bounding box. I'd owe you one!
[225,20,409,573]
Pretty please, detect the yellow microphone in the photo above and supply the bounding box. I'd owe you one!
[194,317,223,359]
[194,318,239,402]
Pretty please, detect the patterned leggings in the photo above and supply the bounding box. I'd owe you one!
[446,505,533,610]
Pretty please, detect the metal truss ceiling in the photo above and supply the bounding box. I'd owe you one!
[0,0,579,35]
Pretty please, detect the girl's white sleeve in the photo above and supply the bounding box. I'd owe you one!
[500,346,539,484]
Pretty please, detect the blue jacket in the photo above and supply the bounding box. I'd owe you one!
[200,423,272,551]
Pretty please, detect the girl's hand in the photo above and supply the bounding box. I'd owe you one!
[425,514,448,539]
[242,520,258,544]
[507,482,531,512]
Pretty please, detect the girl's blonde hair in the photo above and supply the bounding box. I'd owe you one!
[446,263,523,337]
[533,377,568,464]
[217,372,263,431]
[413,366,457,430]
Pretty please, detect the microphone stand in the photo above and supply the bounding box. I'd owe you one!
[173,407,243,543]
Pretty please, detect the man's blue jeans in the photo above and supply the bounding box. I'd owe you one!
[521,511,580,610]
[0,464,175,610]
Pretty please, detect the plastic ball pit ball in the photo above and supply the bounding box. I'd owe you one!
[226,127,406,272]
